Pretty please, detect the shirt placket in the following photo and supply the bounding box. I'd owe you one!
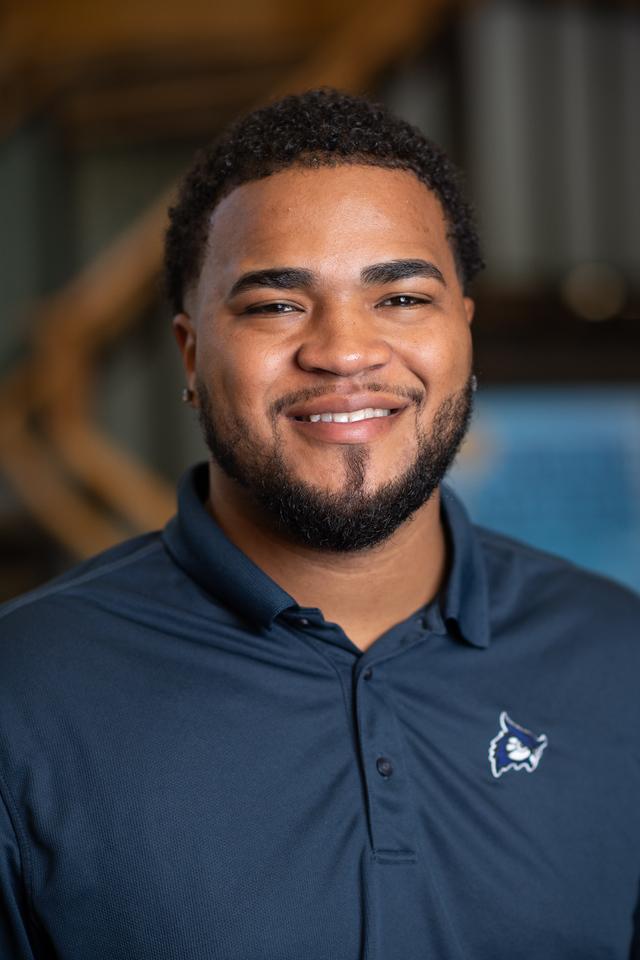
[355,658,418,864]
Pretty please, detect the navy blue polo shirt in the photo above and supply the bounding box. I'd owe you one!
[1,463,639,959]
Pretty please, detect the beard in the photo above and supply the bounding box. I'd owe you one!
[196,377,474,553]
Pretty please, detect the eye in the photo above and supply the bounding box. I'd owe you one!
[377,294,432,308]
[243,301,301,316]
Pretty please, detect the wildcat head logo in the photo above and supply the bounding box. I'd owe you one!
[489,712,548,779]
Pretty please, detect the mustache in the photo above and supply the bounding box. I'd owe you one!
[270,383,425,418]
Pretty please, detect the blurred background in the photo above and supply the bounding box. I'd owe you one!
[1,0,638,601]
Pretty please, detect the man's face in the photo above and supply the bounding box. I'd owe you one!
[175,164,475,551]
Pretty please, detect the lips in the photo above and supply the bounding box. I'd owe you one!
[285,393,410,420]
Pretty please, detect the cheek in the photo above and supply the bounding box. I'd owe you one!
[440,325,473,379]
[400,321,472,386]
[197,332,288,420]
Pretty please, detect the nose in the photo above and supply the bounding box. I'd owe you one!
[295,306,393,377]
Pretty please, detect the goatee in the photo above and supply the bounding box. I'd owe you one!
[196,378,474,553]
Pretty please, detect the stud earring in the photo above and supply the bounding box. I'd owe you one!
[470,374,478,393]
[181,387,194,404]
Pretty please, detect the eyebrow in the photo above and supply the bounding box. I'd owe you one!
[227,268,315,299]
[360,259,446,287]
[226,258,446,299]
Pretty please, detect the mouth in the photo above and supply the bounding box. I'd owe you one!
[292,407,399,424]
[286,403,408,445]
[285,392,411,419]
[282,392,413,444]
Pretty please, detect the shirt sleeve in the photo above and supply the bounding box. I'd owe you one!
[0,784,38,959]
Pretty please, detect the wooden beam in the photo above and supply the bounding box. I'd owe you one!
[47,416,176,530]
[33,189,170,370]
[269,0,454,96]
[0,0,344,77]
[56,65,293,147]
[0,420,128,557]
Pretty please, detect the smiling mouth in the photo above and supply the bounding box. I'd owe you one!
[293,407,398,423]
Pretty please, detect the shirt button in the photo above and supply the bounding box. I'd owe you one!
[363,668,373,681]
[376,757,394,778]
[297,617,310,627]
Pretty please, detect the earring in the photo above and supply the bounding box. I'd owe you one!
[470,374,478,393]
[181,387,194,404]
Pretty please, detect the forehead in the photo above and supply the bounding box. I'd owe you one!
[206,165,451,267]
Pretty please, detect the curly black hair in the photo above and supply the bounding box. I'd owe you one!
[164,88,484,313]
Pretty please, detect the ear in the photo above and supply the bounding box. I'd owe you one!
[463,297,475,326]
[173,313,197,392]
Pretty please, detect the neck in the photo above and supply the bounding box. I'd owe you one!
[206,463,447,652]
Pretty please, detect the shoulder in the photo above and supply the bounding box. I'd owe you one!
[476,523,640,636]
[0,532,165,634]
[0,532,178,716]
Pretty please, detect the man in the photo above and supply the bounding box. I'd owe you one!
[1,89,638,959]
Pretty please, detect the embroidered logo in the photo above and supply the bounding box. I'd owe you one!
[489,711,548,779]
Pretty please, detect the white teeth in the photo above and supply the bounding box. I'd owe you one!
[300,408,392,423]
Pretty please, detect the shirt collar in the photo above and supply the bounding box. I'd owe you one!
[163,463,490,647]
[163,464,296,627]
[438,484,490,648]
